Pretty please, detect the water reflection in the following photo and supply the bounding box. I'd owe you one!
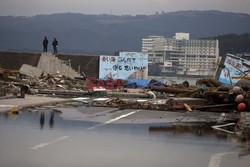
[39,111,55,129]
[1,110,250,167]
[40,112,45,130]
[149,123,215,137]
[149,123,250,157]
[2,110,19,120]
[238,133,250,157]
[49,111,54,129]
[149,123,250,139]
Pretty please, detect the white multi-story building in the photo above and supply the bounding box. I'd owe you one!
[142,33,219,76]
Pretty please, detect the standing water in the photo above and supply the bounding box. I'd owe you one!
[0,110,249,167]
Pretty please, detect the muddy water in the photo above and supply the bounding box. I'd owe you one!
[0,111,249,167]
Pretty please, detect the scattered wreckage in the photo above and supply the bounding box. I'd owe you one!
[1,66,249,113]
[1,53,250,135]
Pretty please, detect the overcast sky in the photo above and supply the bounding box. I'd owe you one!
[0,0,250,16]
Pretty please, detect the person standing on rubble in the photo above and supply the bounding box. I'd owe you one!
[52,38,58,54]
[43,37,48,52]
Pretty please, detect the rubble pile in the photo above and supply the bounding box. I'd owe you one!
[148,78,249,111]
[0,67,21,96]
[91,78,250,112]
[92,97,167,110]
[1,66,250,113]
[0,67,20,81]
[0,67,87,97]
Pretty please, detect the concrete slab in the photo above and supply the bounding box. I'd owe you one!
[37,53,55,74]
[0,95,70,113]
[37,53,81,78]
[19,64,43,77]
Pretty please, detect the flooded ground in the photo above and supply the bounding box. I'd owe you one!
[0,107,250,167]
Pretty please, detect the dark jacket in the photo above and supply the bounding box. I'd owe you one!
[43,38,48,46]
[52,40,58,47]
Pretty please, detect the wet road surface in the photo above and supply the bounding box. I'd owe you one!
[0,106,250,167]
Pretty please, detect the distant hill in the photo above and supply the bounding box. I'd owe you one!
[0,10,250,55]
[203,33,250,55]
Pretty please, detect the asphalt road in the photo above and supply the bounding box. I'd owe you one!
[0,102,250,167]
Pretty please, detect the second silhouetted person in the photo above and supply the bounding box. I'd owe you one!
[43,37,48,52]
[52,38,58,54]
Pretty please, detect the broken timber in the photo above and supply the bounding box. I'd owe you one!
[151,87,196,94]
[38,89,91,96]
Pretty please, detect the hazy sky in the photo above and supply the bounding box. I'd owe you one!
[0,0,250,16]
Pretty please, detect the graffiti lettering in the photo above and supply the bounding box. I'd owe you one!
[86,77,124,89]
[113,65,122,71]
[124,65,131,71]
[118,57,136,63]
[112,65,147,71]
[102,56,117,62]
[234,70,242,76]
[226,58,243,69]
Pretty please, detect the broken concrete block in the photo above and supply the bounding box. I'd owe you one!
[37,53,81,79]
[19,64,43,77]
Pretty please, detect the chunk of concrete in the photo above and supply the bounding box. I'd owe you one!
[37,53,81,79]
[19,64,43,77]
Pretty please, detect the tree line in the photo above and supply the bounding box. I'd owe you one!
[204,33,250,56]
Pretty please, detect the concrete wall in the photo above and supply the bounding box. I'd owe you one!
[0,52,41,70]
[0,51,99,78]
[57,54,99,78]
